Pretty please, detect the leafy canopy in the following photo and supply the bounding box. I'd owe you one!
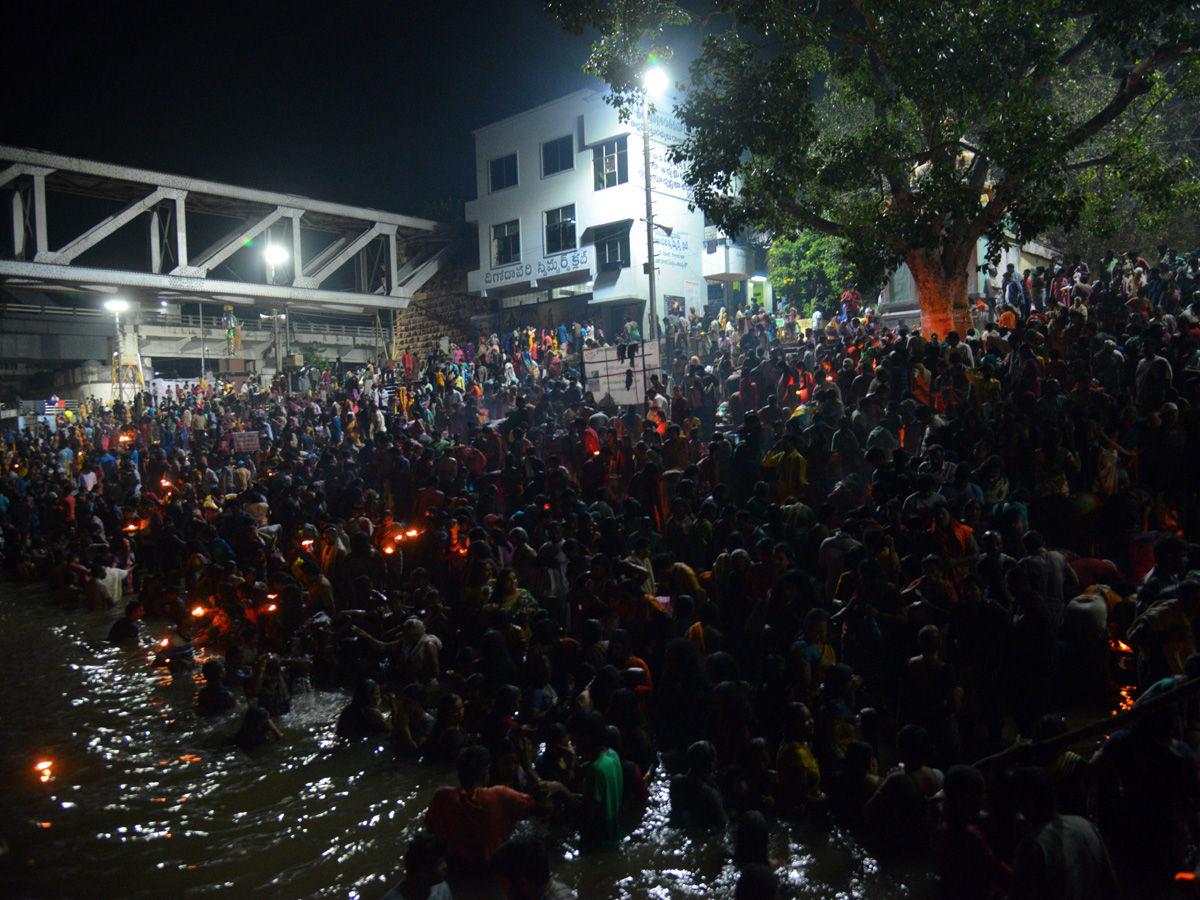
[768,232,859,316]
[547,0,1200,288]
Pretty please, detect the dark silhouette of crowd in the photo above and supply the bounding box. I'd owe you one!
[5,244,1200,899]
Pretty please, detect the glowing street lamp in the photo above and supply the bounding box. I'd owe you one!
[105,298,131,404]
[644,66,669,97]
[262,244,291,375]
[263,244,289,267]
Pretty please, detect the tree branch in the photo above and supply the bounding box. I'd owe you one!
[961,39,1200,244]
[1062,40,1200,150]
[844,0,892,73]
[778,197,849,240]
[1064,153,1113,170]
[1056,22,1098,69]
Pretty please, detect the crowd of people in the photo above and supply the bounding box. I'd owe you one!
[5,242,1200,899]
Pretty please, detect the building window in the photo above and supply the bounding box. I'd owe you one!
[544,204,576,255]
[541,135,574,177]
[489,153,518,192]
[492,220,520,267]
[593,222,631,271]
[593,137,628,190]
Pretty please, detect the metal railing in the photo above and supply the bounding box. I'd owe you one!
[1,303,103,319]
[1,303,380,342]
[151,313,377,341]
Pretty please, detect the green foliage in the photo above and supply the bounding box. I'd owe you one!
[546,0,1200,305]
[768,232,860,316]
[299,345,333,372]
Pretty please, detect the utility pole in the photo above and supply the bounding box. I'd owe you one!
[642,92,658,345]
[198,302,206,382]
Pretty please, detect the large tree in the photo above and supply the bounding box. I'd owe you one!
[547,0,1200,335]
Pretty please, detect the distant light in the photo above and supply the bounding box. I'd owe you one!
[104,299,129,313]
[263,245,289,266]
[644,67,669,96]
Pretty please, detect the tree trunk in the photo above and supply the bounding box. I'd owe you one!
[906,247,974,338]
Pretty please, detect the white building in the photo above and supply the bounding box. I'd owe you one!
[465,90,769,342]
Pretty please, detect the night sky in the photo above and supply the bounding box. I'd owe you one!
[1,0,603,217]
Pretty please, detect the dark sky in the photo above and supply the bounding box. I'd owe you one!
[0,0,604,217]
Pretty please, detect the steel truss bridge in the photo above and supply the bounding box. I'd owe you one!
[0,145,455,315]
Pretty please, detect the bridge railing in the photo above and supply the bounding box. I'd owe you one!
[161,314,378,341]
[1,303,380,342]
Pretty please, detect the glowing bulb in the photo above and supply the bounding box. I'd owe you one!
[263,245,289,266]
[267,604,277,612]
[191,607,205,617]
[644,66,669,96]
[35,761,52,770]
[160,639,170,648]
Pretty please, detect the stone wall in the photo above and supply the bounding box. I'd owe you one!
[392,244,487,359]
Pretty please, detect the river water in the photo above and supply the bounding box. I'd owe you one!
[0,587,937,900]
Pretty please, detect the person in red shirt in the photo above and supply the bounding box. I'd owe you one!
[425,745,568,875]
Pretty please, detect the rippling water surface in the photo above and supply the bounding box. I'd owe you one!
[0,588,937,899]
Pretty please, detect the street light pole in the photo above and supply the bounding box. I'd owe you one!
[640,65,669,404]
[264,243,289,384]
[104,298,130,405]
[198,302,206,383]
[113,309,123,405]
[643,92,658,347]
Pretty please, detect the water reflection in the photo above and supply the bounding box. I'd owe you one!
[0,589,937,899]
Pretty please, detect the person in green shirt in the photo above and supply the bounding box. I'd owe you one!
[571,709,624,851]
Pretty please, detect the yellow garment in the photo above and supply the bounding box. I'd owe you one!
[776,739,822,805]
[762,448,808,500]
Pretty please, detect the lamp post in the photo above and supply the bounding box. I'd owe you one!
[104,298,129,404]
[263,244,289,381]
[198,302,207,384]
[642,66,669,345]
[641,65,668,402]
